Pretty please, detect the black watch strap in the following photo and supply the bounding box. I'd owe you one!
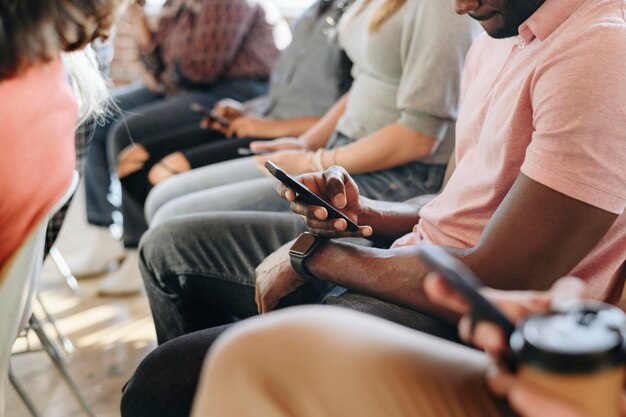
[289,232,324,280]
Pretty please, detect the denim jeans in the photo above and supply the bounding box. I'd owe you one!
[121,211,459,417]
[145,131,447,227]
[83,80,268,247]
[85,84,158,227]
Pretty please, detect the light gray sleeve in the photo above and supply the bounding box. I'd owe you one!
[396,0,482,141]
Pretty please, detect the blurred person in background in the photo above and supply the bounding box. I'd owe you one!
[144,0,480,226]
[0,0,123,272]
[70,0,287,296]
[84,0,355,297]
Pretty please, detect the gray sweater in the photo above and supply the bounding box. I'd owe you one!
[252,1,347,119]
[336,0,482,164]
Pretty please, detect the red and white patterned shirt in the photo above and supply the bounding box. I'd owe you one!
[143,0,281,87]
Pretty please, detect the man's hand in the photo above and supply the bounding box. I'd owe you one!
[423,274,585,354]
[255,242,308,314]
[254,150,313,176]
[274,165,373,239]
[486,367,626,417]
[250,137,307,153]
[424,275,606,416]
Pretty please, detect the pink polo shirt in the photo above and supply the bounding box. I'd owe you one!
[0,59,77,269]
[394,0,626,301]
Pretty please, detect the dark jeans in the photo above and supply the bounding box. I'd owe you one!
[84,79,268,247]
[121,212,459,417]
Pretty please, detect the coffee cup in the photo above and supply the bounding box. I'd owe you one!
[511,301,626,417]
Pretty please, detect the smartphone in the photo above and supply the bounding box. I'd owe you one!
[190,102,230,127]
[417,244,516,339]
[265,161,359,232]
[237,148,270,156]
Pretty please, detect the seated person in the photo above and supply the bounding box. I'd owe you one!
[120,0,626,416]
[138,0,357,187]
[143,0,480,226]
[193,275,618,417]
[0,0,120,271]
[73,0,284,293]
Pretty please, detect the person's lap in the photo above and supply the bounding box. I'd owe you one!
[194,306,517,417]
[122,212,461,417]
[145,154,446,228]
[106,79,268,161]
[144,157,272,225]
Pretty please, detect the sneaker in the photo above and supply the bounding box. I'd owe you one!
[65,225,126,277]
[97,250,143,297]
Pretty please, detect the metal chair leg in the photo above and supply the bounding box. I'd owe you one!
[9,367,43,417]
[35,295,75,356]
[29,315,97,417]
[49,247,81,295]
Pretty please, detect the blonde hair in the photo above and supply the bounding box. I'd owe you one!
[0,0,124,80]
[62,46,112,125]
[351,0,406,33]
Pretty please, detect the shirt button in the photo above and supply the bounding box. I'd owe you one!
[517,37,526,49]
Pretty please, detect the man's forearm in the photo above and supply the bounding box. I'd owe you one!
[307,240,459,322]
[359,197,428,245]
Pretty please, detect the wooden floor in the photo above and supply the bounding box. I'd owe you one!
[5,188,157,417]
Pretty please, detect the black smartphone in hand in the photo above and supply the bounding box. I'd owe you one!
[190,102,230,127]
[265,161,359,232]
[417,244,516,339]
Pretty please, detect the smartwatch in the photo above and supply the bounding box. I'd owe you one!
[289,232,324,280]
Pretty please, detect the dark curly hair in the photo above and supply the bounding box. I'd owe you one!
[0,0,123,79]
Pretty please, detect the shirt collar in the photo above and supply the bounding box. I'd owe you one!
[518,0,585,43]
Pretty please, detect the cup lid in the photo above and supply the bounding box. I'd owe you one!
[511,302,626,374]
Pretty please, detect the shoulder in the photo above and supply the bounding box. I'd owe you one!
[403,0,482,36]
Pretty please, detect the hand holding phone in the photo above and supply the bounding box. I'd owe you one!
[190,102,230,128]
[265,161,359,232]
[418,244,516,340]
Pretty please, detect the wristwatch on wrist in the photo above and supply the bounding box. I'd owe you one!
[289,232,324,280]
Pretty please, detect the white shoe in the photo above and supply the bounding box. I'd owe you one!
[65,225,126,277]
[97,250,143,297]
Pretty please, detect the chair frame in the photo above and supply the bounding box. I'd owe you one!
[1,172,97,417]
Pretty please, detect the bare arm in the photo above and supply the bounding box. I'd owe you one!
[307,174,618,322]
[299,93,349,150]
[334,123,437,174]
[254,116,323,138]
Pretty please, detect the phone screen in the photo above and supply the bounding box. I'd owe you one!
[265,161,359,232]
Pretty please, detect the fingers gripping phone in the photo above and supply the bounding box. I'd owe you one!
[190,102,230,127]
[417,244,516,339]
[265,161,359,232]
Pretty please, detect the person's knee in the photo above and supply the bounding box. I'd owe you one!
[144,180,182,225]
[207,306,353,371]
[138,220,185,284]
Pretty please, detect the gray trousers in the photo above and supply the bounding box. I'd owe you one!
[124,211,459,417]
[145,132,447,227]
[139,212,459,344]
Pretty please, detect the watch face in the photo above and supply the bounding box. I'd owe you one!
[290,233,318,256]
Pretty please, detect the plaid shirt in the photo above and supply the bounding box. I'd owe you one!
[139,0,279,89]
[44,118,96,253]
